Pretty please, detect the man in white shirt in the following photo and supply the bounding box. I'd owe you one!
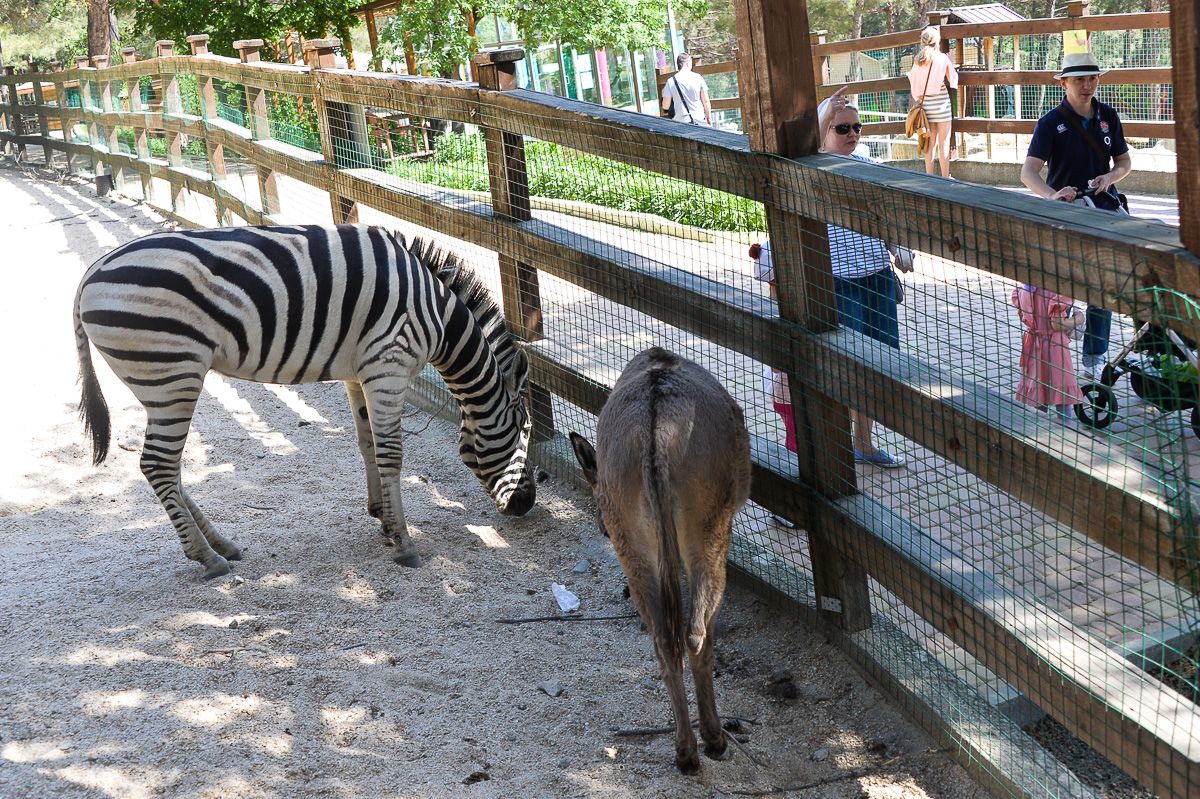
[661,53,712,126]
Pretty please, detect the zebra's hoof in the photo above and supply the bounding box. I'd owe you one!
[394,551,423,568]
[202,555,232,580]
[223,544,243,561]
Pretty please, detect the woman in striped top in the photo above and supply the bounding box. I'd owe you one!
[907,26,958,178]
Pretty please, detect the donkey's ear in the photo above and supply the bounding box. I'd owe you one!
[568,432,598,488]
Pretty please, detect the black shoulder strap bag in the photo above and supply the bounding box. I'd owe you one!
[1056,104,1130,214]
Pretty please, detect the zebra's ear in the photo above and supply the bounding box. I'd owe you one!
[504,347,529,397]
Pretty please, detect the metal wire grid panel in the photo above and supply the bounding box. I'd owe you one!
[3,53,1199,798]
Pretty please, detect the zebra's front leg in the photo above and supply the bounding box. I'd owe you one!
[345,381,384,522]
[140,413,230,579]
[362,379,421,567]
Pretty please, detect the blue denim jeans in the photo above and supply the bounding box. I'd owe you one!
[1081,305,1112,367]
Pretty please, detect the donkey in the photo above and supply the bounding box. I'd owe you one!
[569,346,752,774]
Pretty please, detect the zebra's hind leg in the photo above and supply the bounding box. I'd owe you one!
[182,491,242,561]
[140,406,230,579]
[345,381,384,524]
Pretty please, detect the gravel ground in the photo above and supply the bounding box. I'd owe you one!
[0,161,991,798]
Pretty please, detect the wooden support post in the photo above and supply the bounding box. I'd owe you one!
[1172,1,1200,252]
[30,73,51,166]
[5,65,25,162]
[810,30,827,90]
[235,39,279,219]
[94,55,124,193]
[1066,0,1089,18]
[732,0,869,632]
[189,33,231,224]
[476,48,555,444]
[155,40,186,211]
[366,11,380,67]
[307,38,368,224]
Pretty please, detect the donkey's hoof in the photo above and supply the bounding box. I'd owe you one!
[202,555,232,580]
[675,747,701,775]
[704,735,731,761]
[394,550,423,568]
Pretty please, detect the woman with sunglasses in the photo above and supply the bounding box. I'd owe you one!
[818,104,909,468]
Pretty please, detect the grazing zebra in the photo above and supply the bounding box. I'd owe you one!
[74,225,536,579]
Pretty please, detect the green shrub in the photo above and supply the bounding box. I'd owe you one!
[385,133,765,232]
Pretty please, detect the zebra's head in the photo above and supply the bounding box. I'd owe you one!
[458,344,536,517]
[407,234,536,517]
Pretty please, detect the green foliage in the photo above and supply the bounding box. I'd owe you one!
[266,94,321,151]
[120,0,361,58]
[377,0,707,78]
[386,132,764,232]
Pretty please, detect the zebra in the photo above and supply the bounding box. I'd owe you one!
[73,224,536,579]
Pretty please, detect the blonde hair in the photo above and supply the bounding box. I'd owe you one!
[915,26,940,66]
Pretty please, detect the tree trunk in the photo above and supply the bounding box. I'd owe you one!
[87,0,111,59]
[848,0,866,87]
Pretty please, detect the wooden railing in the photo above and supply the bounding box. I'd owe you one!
[2,39,1198,798]
[812,8,1174,140]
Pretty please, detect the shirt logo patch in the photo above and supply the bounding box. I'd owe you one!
[1100,120,1110,133]
[1056,123,1068,133]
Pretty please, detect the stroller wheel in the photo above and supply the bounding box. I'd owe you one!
[1076,383,1117,429]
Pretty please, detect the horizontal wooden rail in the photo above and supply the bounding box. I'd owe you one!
[813,11,1171,58]
[819,67,1176,99]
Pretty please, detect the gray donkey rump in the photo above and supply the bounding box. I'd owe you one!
[570,346,751,774]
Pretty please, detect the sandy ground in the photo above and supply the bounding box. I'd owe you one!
[0,161,989,798]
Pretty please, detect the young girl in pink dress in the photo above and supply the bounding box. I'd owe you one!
[1011,284,1086,419]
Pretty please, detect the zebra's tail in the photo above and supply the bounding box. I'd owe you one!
[74,293,110,466]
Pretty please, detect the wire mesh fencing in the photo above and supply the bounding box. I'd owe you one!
[2,42,1198,798]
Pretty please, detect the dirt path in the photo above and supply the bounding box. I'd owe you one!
[0,162,988,798]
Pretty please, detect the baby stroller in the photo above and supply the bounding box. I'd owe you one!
[1075,319,1200,437]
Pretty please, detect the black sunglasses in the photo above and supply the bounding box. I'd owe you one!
[833,122,863,134]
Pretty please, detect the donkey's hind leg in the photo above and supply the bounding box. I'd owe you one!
[684,518,733,761]
[139,399,230,579]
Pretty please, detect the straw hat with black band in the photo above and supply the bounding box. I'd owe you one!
[1053,52,1107,80]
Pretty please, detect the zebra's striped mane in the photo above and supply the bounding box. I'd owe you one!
[405,236,520,378]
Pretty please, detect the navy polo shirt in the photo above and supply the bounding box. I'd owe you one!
[1027,98,1128,211]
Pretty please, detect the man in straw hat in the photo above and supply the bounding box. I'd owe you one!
[1020,50,1131,380]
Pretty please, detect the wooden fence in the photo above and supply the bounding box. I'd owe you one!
[654,7,1173,150]
[1,23,1199,798]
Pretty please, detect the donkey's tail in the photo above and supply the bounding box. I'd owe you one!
[74,290,110,465]
[645,447,686,669]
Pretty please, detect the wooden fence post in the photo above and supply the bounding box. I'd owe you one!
[305,38,370,224]
[810,30,827,90]
[1172,1,1199,252]
[154,39,187,211]
[29,66,52,166]
[234,39,279,219]
[732,0,870,632]
[475,48,555,445]
[188,33,232,224]
[92,54,124,194]
[6,65,26,161]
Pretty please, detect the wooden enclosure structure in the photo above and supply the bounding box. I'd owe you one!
[812,3,1174,140]
[1,2,1199,794]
